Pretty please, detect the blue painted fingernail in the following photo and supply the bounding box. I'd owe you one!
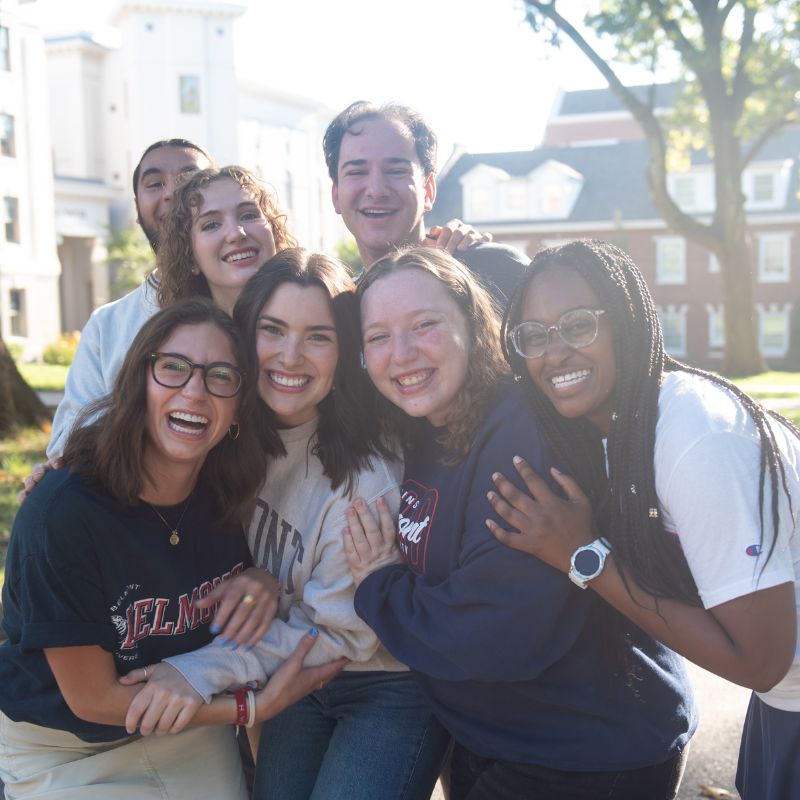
[244,644,253,652]
[229,641,239,650]
[210,623,221,634]
[217,637,228,646]
[309,627,319,638]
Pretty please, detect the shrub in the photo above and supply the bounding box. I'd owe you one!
[43,331,80,366]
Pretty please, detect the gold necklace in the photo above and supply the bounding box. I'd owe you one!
[147,491,194,546]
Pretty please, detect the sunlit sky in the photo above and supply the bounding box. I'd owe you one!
[33,0,659,166]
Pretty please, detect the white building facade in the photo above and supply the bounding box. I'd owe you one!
[0,0,61,356]
[6,0,342,353]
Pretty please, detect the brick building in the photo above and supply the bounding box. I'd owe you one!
[431,85,800,369]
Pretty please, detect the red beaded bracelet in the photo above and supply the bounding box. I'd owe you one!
[233,687,249,727]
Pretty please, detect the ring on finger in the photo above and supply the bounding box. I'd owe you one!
[241,593,256,607]
[143,666,148,680]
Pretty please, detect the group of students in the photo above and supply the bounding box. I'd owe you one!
[0,100,797,800]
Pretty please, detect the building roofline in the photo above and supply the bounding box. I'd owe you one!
[111,1,247,22]
[44,31,114,51]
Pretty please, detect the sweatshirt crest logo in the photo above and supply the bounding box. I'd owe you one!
[398,480,438,574]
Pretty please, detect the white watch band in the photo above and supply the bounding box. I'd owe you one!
[568,537,611,590]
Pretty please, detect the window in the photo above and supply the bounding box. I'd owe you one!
[0,27,9,71]
[505,180,527,210]
[705,304,725,349]
[179,75,200,114]
[468,186,493,219]
[757,304,792,358]
[672,175,695,208]
[752,172,775,204]
[8,289,26,337]
[283,170,293,212]
[542,182,566,216]
[708,252,720,273]
[657,305,687,357]
[655,237,686,284]
[3,197,19,242]
[0,114,15,157]
[758,233,791,283]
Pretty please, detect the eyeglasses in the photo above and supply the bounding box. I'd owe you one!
[509,308,606,359]
[149,352,244,398]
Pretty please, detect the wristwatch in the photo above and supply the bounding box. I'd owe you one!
[568,537,612,589]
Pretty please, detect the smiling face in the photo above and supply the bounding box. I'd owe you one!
[255,282,339,428]
[331,117,436,268]
[144,322,240,479]
[135,145,211,250]
[520,268,617,433]
[190,178,277,313]
[361,268,470,426]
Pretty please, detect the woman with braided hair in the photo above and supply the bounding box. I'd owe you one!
[344,246,696,800]
[488,238,800,800]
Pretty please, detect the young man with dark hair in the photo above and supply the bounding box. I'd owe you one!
[132,139,213,251]
[46,140,213,456]
[324,101,528,302]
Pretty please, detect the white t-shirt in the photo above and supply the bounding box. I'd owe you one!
[654,371,800,710]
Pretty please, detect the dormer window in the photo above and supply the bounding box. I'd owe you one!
[752,172,775,204]
[506,180,527,210]
[468,186,493,220]
[459,159,583,222]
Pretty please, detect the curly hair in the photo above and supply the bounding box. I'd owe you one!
[502,239,798,604]
[358,246,508,463]
[233,248,395,495]
[156,165,297,308]
[62,298,267,525]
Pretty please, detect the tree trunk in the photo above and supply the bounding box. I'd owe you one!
[718,231,766,376]
[0,337,51,437]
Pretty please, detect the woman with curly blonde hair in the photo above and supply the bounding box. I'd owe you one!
[157,165,297,313]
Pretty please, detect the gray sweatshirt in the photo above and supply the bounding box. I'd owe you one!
[164,417,406,702]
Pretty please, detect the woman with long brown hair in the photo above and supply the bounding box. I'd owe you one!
[0,298,341,798]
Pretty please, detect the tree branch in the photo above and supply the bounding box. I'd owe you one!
[720,0,739,25]
[526,1,715,247]
[645,0,700,70]
[730,5,757,116]
[741,111,800,167]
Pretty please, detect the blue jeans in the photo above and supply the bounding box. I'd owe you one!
[450,742,688,800]
[254,671,451,800]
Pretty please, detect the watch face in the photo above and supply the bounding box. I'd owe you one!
[574,548,601,577]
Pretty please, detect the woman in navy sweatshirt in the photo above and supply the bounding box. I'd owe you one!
[344,246,696,800]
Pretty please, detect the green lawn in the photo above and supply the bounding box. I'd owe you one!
[0,427,50,577]
[733,371,800,389]
[17,362,69,392]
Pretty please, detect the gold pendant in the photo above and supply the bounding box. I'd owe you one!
[169,530,180,546]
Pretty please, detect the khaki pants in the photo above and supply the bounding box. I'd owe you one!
[0,712,247,799]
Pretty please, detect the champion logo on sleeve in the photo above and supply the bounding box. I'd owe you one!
[745,544,762,557]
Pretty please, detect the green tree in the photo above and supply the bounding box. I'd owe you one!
[335,238,363,276]
[106,225,153,300]
[525,0,800,375]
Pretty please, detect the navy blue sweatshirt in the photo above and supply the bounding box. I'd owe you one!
[355,382,697,770]
[0,468,251,742]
